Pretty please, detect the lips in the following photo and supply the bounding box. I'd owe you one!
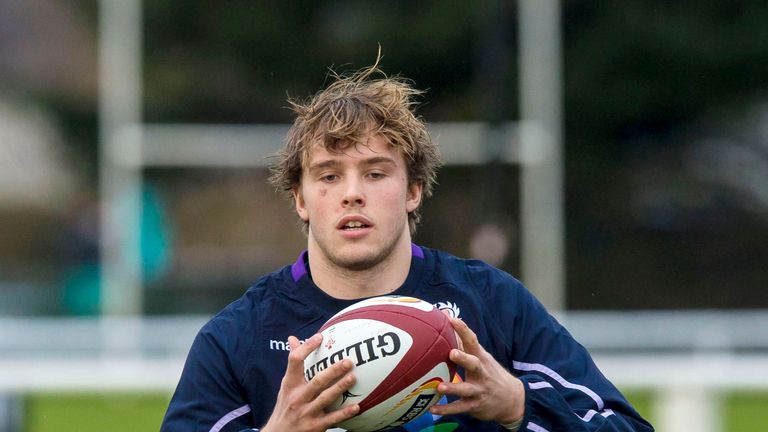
[337,215,373,231]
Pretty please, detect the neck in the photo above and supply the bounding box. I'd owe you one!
[307,235,413,300]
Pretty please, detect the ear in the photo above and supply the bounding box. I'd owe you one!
[294,186,309,222]
[405,181,423,213]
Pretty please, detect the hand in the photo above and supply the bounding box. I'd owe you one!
[261,334,360,432]
[429,318,525,425]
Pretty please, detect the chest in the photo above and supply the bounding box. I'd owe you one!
[243,293,511,430]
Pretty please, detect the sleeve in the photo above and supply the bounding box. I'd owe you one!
[490,274,654,431]
[161,321,255,432]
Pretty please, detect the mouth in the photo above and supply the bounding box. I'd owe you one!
[341,221,370,231]
[338,216,373,231]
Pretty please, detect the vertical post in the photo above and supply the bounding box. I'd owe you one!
[518,0,565,311]
[0,394,23,432]
[656,385,720,432]
[98,0,143,317]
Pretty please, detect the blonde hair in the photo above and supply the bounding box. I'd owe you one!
[269,61,442,234]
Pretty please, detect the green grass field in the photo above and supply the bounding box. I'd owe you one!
[723,392,768,432]
[19,390,768,431]
[23,392,172,432]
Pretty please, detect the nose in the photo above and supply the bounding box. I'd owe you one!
[342,177,365,207]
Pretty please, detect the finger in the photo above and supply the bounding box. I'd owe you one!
[429,398,478,417]
[306,358,355,399]
[449,348,482,373]
[321,403,360,430]
[313,371,356,409]
[436,381,479,399]
[442,311,464,351]
[294,333,324,356]
[288,335,301,351]
[450,318,481,354]
[285,334,323,382]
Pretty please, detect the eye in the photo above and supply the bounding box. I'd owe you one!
[320,174,339,182]
[367,171,386,180]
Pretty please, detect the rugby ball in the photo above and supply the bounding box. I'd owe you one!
[303,296,458,432]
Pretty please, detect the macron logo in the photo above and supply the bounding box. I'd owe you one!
[269,338,308,351]
[269,339,290,351]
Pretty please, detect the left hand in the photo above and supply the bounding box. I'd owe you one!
[429,317,525,425]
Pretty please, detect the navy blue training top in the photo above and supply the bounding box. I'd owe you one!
[161,245,653,432]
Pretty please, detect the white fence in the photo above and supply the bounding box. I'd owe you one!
[2,311,767,431]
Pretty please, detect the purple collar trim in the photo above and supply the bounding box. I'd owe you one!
[290,244,424,282]
[291,250,309,282]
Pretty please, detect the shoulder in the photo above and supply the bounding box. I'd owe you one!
[194,269,284,361]
[423,248,548,357]
[425,247,546,332]
[427,247,527,298]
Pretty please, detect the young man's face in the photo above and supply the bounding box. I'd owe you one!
[294,134,422,271]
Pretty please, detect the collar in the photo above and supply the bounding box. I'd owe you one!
[285,243,432,315]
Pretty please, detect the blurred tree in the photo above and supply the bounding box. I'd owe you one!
[141,0,478,122]
[564,0,768,164]
[562,1,768,309]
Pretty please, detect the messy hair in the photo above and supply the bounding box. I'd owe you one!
[269,59,442,234]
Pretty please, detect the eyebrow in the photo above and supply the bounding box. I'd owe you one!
[307,156,398,174]
[307,159,342,174]
[361,156,398,168]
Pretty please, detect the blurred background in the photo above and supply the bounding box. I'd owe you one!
[1,0,767,431]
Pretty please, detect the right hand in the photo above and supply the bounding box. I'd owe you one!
[261,334,360,432]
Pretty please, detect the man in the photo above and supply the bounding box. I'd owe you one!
[161,63,653,432]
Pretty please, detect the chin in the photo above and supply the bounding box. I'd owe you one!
[332,248,383,271]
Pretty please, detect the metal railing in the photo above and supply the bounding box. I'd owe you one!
[3,311,767,431]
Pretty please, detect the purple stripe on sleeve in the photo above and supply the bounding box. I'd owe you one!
[209,404,251,432]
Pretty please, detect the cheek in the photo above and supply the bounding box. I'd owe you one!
[304,187,334,218]
[384,189,408,210]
